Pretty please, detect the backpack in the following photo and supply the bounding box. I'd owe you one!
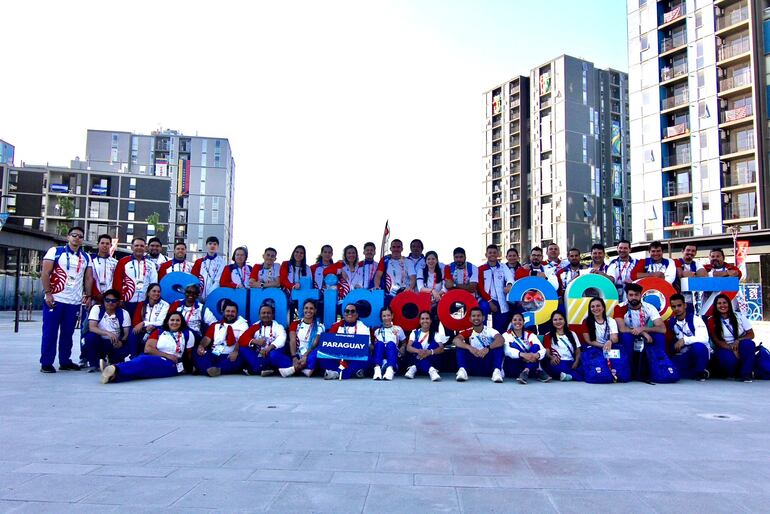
[581,346,615,384]
[645,342,680,383]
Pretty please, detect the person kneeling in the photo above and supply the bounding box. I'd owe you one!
[83,289,130,372]
[193,301,248,377]
[452,307,504,382]
[669,294,711,381]
[101,312,194,383]
[404,311,445,382]
[239,304,293,377]
[503,312,550,384]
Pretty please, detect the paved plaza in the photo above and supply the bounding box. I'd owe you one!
[1,314,769,513]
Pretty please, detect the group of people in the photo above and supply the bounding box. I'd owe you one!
[39,228,770,384]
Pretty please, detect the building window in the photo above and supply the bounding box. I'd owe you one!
[127,201,135,212]
[127,223,134,234]
[640,34,649,51]
[200,167,207,194]
[696,42,704,69]
[698,101,710,118]
[130,177,137,187]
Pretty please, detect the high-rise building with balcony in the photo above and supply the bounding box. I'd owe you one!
[482,76,531,254]
[627,0,769,241]
[528,56,631,251]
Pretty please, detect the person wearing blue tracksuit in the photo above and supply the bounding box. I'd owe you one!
[101,312,194,383]
[583,297,624,381]
[82,289,130,372]
[542,310,583,381]
[39,227,93,372]
[404,311,446,382]
[193,301,249,377]
[452,307,505,383]
[503,312,550,384]
[708,293,756,382]
[668,294,711,381]
[287,300,325,377]
[322,305,372,380]
[372,306,406,381]
[238,303,294,377]
[615,283,667,382]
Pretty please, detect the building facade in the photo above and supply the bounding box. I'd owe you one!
[0,129,235,260]
[84,129,236,258]
[528,56,631,251]
[482,76,531,254]
[0,139,14,166]
[627,0,769,242]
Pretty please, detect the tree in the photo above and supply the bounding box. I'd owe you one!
[145,212,166,234]
[55,196,75,236]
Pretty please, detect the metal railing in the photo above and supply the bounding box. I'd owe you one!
[721,103,753,123]
[718,39,751,61]
[662,92,688,110]
[719,70,752,91]
[721,134,755,154]
[665,122,689,138]
[717,6,749,30]
[661,64,688,82]
[663,153,691,168]
[661,34,687,52]
[722,167,757,187]
[665,179,690,197]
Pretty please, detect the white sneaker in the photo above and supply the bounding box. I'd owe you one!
[99,358,107,372]
[324,370,339,380]
[456,367,468,382]
[559,372,573,382]
[429,367,441,382]
[279,366,295,377]
[404,365,417,379]
[261,369,275,377]
[491,368,503,383]
[373,365,382,380]
[384,367,395,381]
[302,369,313,377]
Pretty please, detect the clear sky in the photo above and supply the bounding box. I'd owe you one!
[0,0,627,263]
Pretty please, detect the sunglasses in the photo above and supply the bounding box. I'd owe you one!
[344,309,357,314]
[69,233,84,239]
[185,291,198,295]
[104,298,119,303]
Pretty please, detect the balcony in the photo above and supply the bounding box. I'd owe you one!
[722,166,757,188]
[662,92,688,111]
[663,152,691,169]
[719,70,752,93]
[720,103,753,124]
[540,97,552,109]
[716,5,750,32]
[664,179,691,198]
[718,39,751,62]
[492,207,501,219]
[661,64,688,83]
[510,136,520,147]
[492,118,501,129]
[492,155,502,166]
[492,168,502,180]
[663,122,689,140]
[492,194,502,206]
[492,128,502,141]
[661,34,687,54]
[661,4,686,26]
[664,210,692,227]
[721,134,755,156]
[492,142,502,154]
[723,200,757,221]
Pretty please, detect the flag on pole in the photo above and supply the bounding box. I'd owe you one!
[379,220,390,260]
[736,240,749,282]
[110,226,120,257]
[338,359,348,380]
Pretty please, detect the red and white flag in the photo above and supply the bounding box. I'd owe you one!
[380,220,390,260]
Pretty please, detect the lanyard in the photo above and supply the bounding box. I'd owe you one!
[676,319,691,337]
[173,259,188,273]
[509,330,527,349]
[627,308,645,327]
[173,331,184,354]
[556,334,574,358]
[299,320,316,343]
[234,265,248,287]
[417,330,429,346]
[619,259,632,279]
[204,257,221,282]
[131,256,147,282]
[183,302,198,323]
[95,256,109,284]
[721,318,735,338]
[378,326,397,342]
[455,266,468,285]
[260,323,274,341]
[488,263,499,296]
[146,302,163,322]
[65,247,83,273]
[343,323,358,335]
[363,262,372,287]
[595,320,610,341]
[392,258,406,286]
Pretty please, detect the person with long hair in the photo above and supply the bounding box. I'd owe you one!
[404,311,445,381]
[325,245,363,302]
[417,251,444,305]
[280,245,312,292]
[708,293,756,382]
[372,306,406,380]
[583,297,619,353]
[502,312,550,384]
[542,310,583,381]
[287,300,325,377]
[312,244,335,289]
[101,311,194,383]
[128,283,169,358]
[219,246,252,289]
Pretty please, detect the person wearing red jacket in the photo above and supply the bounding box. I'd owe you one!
[193,301,248,377]
[219,246,251,289]
[158,242,192,280]
[248,248,281,289]
[280,245,312,291]
[112,237,157,318]
[238,303,293,377]
[629,240,676,284]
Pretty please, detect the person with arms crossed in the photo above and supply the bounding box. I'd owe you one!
[374,239,416,305]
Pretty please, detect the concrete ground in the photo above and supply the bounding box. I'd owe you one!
[1,314,769,513]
